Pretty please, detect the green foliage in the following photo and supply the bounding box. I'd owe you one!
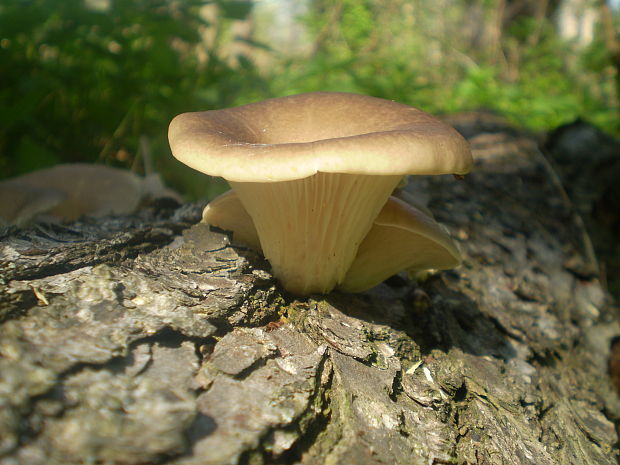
[272,0,618,135]
[0,0,262,199]
[2,0,619,199]
[339,0,374,52]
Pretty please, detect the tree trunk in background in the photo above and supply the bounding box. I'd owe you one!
[599,0,620,116]
[1,114,619,464]
[555,0,598,46]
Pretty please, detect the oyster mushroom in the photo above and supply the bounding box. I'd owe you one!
[201,188,261,251]
[339,195,461,292]
[0,163,181,225]
[169,92,472,295]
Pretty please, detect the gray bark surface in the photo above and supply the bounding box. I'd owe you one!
[1,115,619,465]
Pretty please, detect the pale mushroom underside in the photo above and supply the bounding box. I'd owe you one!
[203,187,461,293]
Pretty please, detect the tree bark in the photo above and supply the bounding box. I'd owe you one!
[1,114,619,465]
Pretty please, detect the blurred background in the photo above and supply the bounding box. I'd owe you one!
[1,0,618,198]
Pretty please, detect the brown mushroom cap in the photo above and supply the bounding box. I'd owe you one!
[169,92,472,295]
[168,92,472,183]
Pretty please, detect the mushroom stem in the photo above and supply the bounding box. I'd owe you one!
[230,172,402,295]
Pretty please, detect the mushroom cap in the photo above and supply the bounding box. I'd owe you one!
[0,182,66,226]
[168,92,473,182]
[0,164,144,223]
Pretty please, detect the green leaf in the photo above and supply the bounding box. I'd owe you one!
[215,0,253,20]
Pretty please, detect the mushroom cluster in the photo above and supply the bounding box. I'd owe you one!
[168,92,472,295]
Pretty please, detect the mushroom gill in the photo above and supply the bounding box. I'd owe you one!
[338,195,461,293]
[202,190,462,293]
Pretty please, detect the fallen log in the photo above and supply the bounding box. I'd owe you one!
[1,114,618,465]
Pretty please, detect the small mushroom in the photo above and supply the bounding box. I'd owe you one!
[169,92,472,295]
[202,189,261,251]
[338,195,461,292]
[0,164,144,223]
[0,163,182,225]
[202,190,461,292]
[0,182,66,227]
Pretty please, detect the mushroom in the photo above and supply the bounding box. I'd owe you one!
[0,163,181,225]
[169,92,472,295]
[0,164,144,223]
[0,182,66,227]
[202,190,461,292]
[202,189,261,251]
[338,195,461,292]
